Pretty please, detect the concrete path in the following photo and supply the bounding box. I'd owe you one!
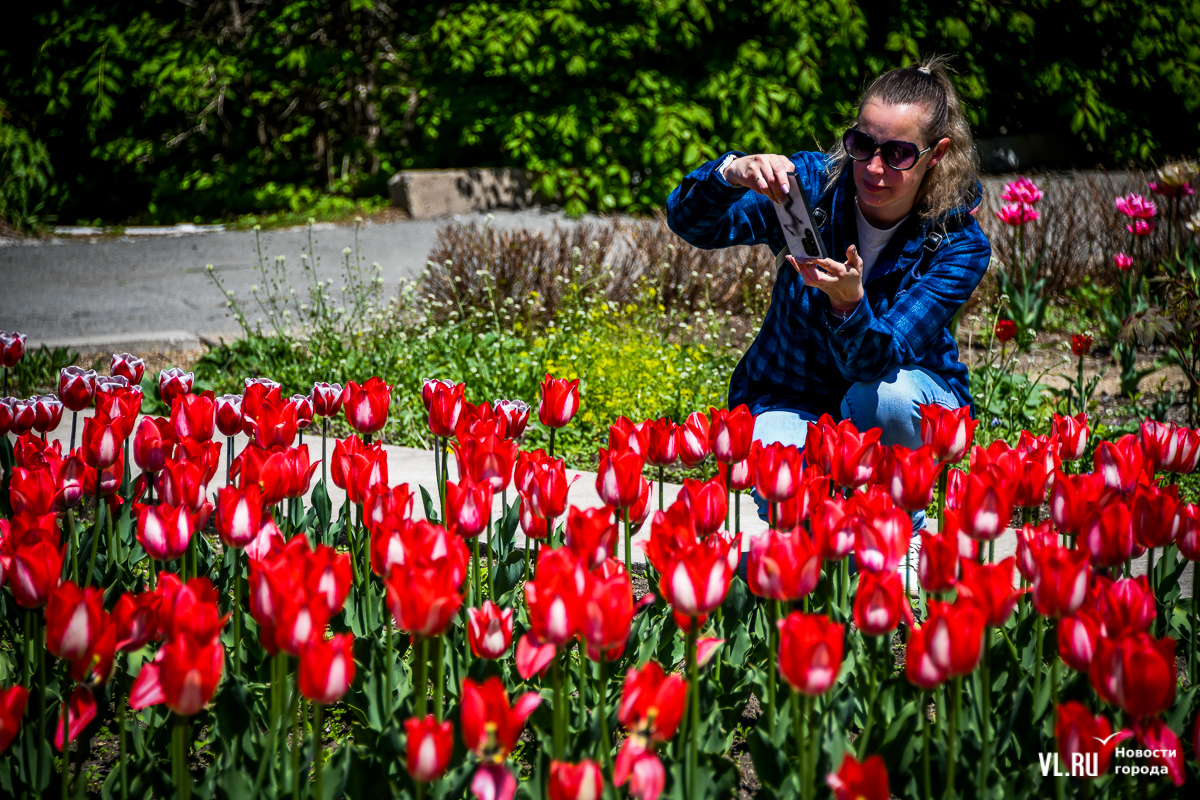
[30,408,1193,596]
[0,209,601,346]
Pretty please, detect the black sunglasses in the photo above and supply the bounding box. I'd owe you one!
[842,126,932,171]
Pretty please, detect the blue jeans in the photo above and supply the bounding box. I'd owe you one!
[750,365,961,531]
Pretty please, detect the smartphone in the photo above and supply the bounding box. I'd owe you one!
[772,173,827,261]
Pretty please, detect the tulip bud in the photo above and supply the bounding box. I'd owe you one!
[0,686,30,754]
[467,601,514,660]
[310,382,344,418]
[537,374,580,429]
[299,633,356,704]
[777,611,844,696]
[0,331,27,368]
[158,367,194,407]
[343,377,390,434]
[58,367,98,412]
[828,754,890,800]
[30,395,64,434]
[110,353,145,385]
[493,398,530,439]
[549,760,605,800]
[405,715,454,783]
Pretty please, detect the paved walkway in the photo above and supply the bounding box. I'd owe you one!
[0,210,601,346]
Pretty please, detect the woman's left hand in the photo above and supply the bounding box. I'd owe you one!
[788,244,864,311]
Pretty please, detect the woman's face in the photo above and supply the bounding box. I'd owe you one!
[852,101,949,227]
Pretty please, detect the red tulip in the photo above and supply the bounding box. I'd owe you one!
[645,418,678,466]
[329,435,388,505]
[303,382,340,419]
[492,398,530,439]
[0,398,12,436]
[596,446,645,510]
[1130,717,1185,786]
[956,466,1013,541]
[214,485,264,549]
[157,368,193,408]
[754,441,803,504]
[45,582,107,661]
[114,591,160,652]
[925,598,985,677]
[537,374,580,429]
[249,390,300,449]
[385,561,463,637]
[919,403,977,463]
[564,506,619,570]
[1131,486,1180,549]
[582,559,635,661]
[778,611,844,696]
[881,444,941,511]
[708,405,754,464]
[608,416,649,457]
[6,399,34,436]
[674,410,711,467]
[158,457,208,512]
[529,457,573,521]
[827,753,889,800]
[0,331,24,368]
[661,539,731,624]
[1096,575,1155,637]
[0,685,29,754]
[728,443,757,492]
[305,545,352,615]
[624,474,653,533]
[130,632,223,716]
[273,588,332,657]
[131,416,175,475]
[617,661,687,742]
[9,541,65,607]
[1095,435,1147,493]
[55,686,96,752]
[58,367,97,412]
[290,393,314,431]
[994,318,1018,341]
[517,490,550,541]
[426,380,465,438]
[28,395,63,434]
[1032,544,1091,618]
[364,484,414,533]
[456,434,518,493]
[467,601,514,660]
[1178,502,1200,561]
[171,391,215,442]
[956,557,1024,627]
[82,410,129,470]
[1049,471,1104,535]
[1052,413,1089,461]
[810,497,856,561]
[109,353,144,385]
[549,760,605,800]
[461,677,541,759]
[905,622,949,689]
[747,528,821,601]
[918,529,959,592]
[135,503,195,562]
[1011,437,1055,508]
[1056,702,1130,780]
[1140,420,1200,474]
[678,475,727,536]
[1058,607,1102,672]
[853,506,911,574]
[445,476,493,539]
[524,548,589,647]
[1015,521,1057,581]
[826,419,881,489]
[343,377,390,435]
[615,744,664,800]
[1080,500,1135,569]
[853,571,915,636]
[405,715,454,784]
[1090,632,1176,718]
[299,633,355,704]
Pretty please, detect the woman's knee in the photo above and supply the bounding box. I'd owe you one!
[841,369,946,448]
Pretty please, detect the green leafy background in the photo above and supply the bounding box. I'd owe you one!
[2,0,1198,226]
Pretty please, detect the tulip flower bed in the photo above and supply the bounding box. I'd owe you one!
[1,332,1200,800]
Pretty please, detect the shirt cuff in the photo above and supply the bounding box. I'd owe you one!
[715,153,739,186]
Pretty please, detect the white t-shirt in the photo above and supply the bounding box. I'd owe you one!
[855,200,907,285]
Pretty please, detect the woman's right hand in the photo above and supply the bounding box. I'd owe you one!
[722,154,796,204]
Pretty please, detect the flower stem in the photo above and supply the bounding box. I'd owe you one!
[624,508,632,574]
[687,626,699,800]
[980,632,992,800]
[233,549,242,678]
[944,676,960,800]
[384,609,394,719]
[551,652,564,760]
[658,465,665,512]
[486,517,495,600]
[67,508,78,584]
[472,535,481,609]
[922,691,932,800]
[767,601,779,737]
[85,491,103,589]
[791,690,804,794]
[61,679,71,800]
[1034,615,1044,705]
[936,469,947,539]
[312,702,324,800]
[597,653,611,773]
[858,637,878,758]
[175,713,191,800]
[434,636,445,723]
[118,681,129,800]
[415,637,428,719]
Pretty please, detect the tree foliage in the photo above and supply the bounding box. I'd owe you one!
[2,0,1197,224]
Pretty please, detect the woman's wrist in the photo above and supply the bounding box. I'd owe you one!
[828,294,863,313]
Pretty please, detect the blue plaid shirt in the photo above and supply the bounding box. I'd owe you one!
[666,150,992,418]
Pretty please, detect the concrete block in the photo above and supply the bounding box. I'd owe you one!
[387,168,539,218]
